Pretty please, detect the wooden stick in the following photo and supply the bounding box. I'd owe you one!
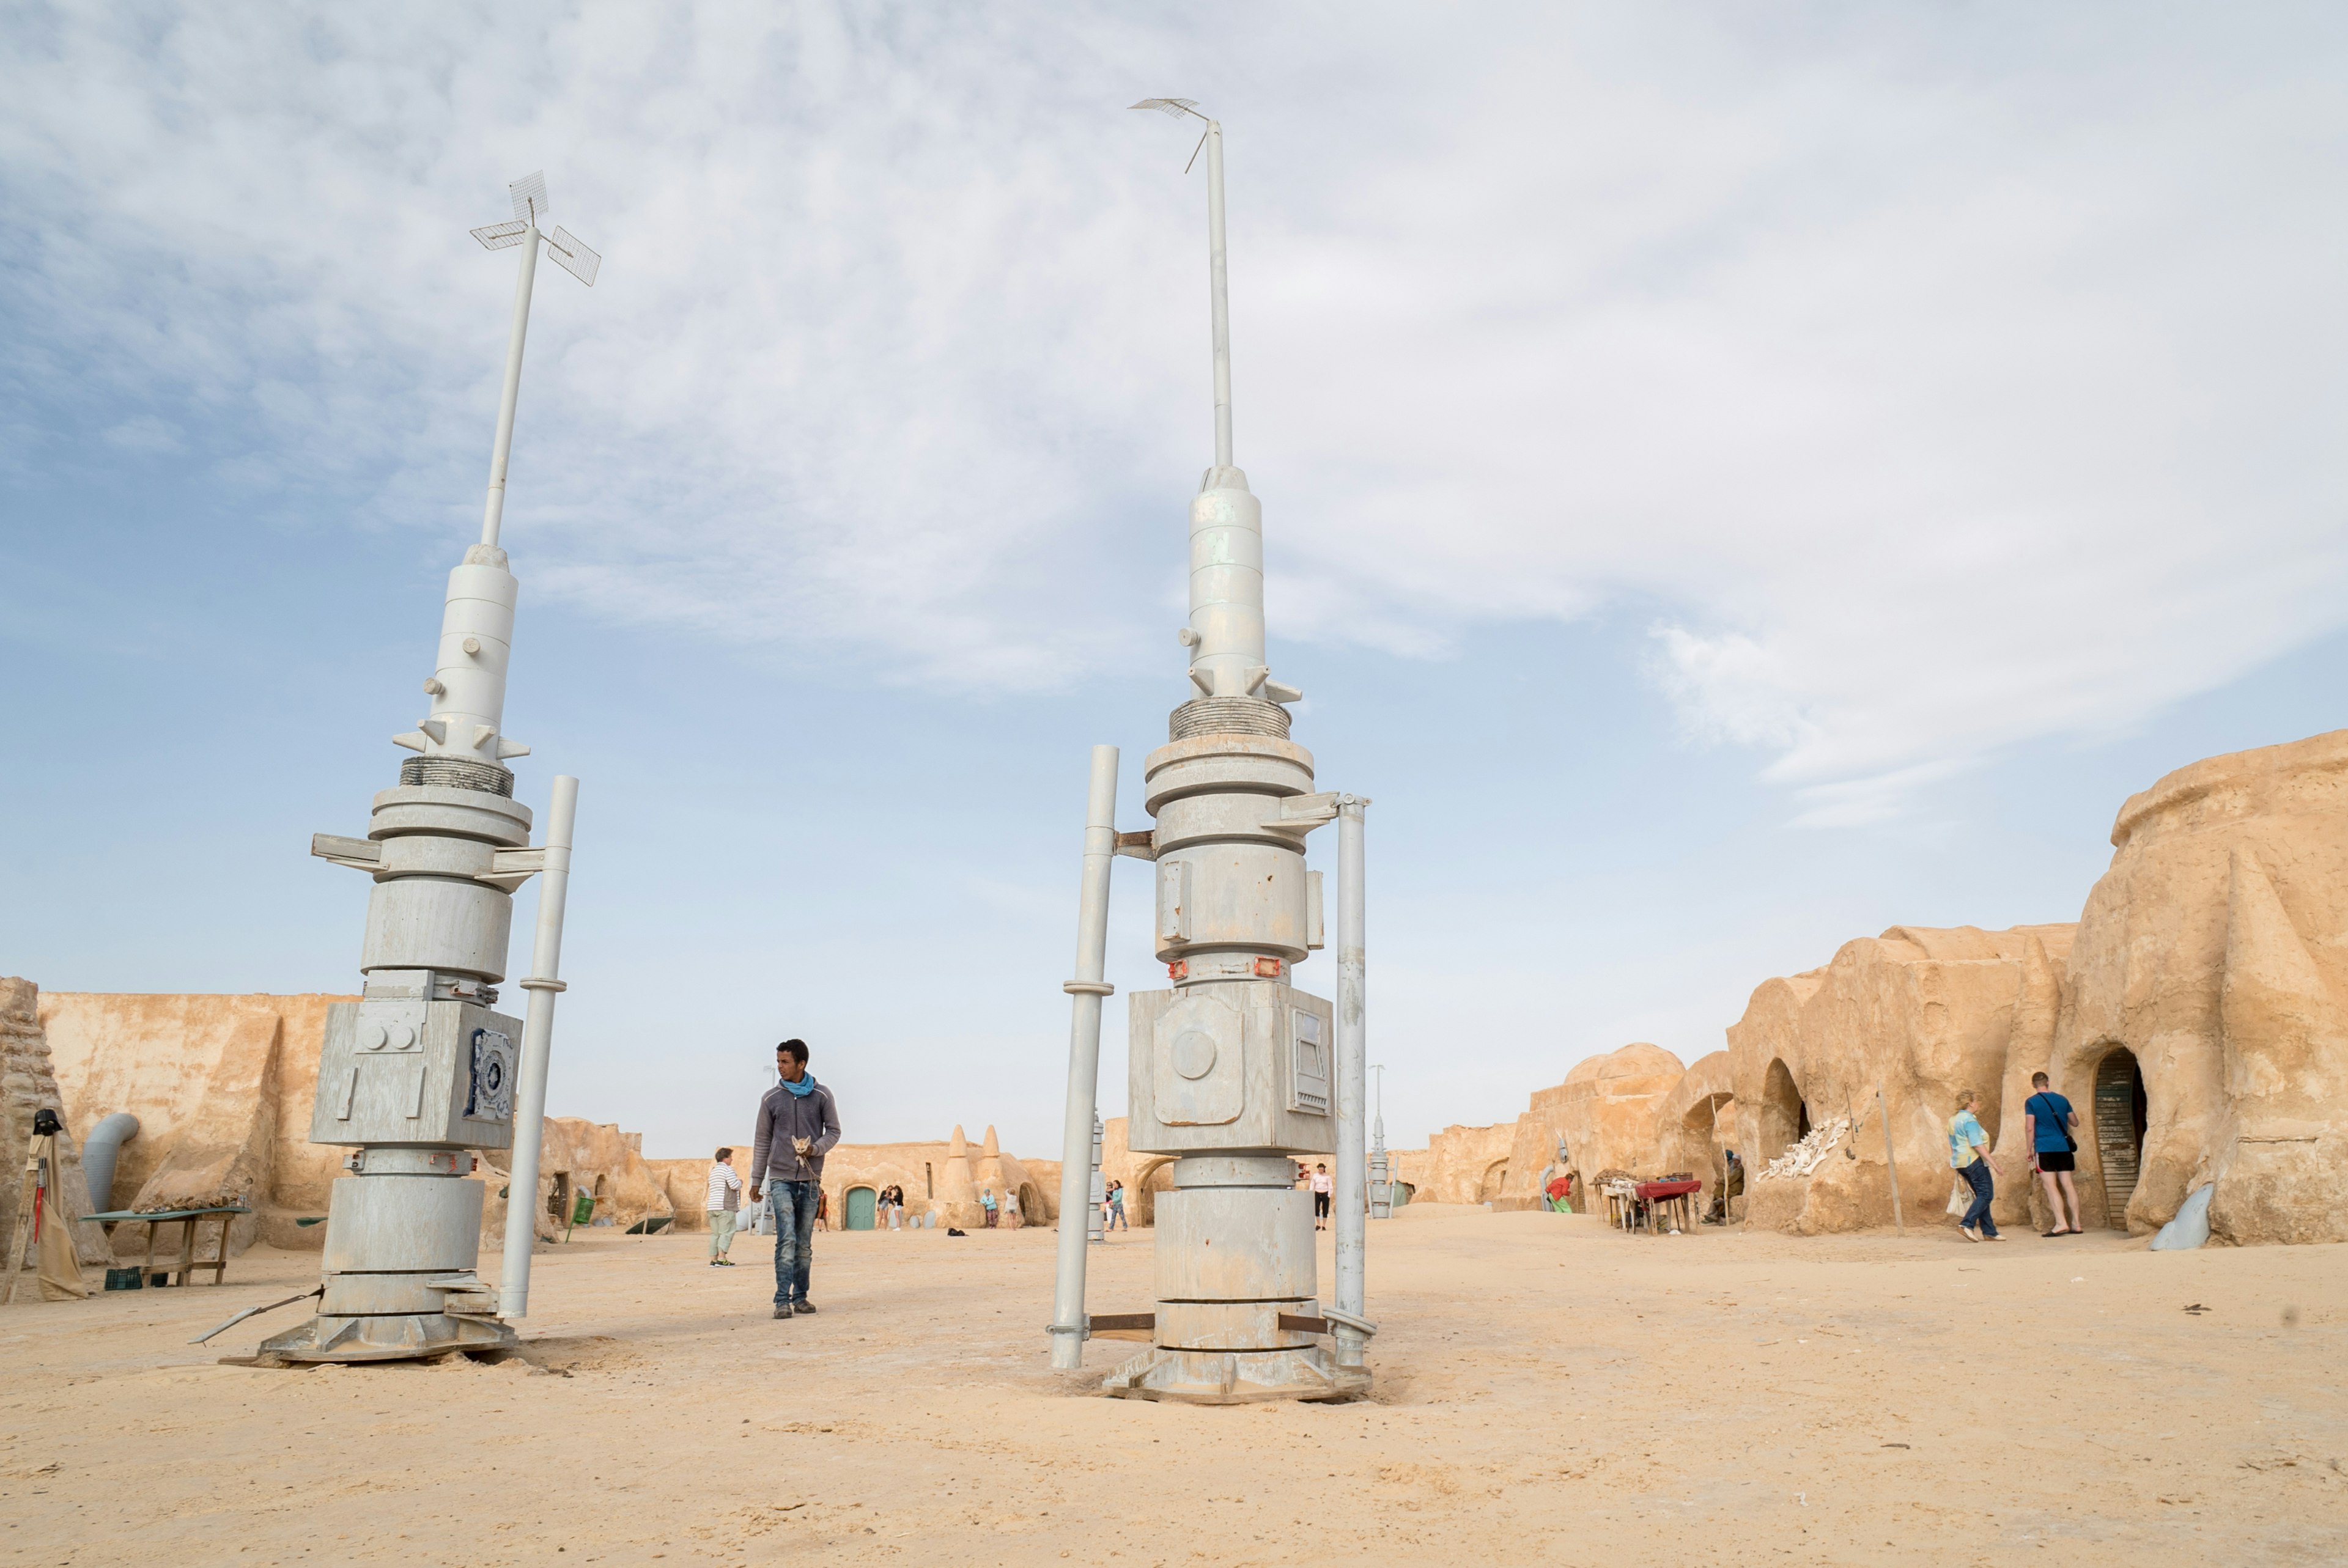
[1878,1086,1906,1235]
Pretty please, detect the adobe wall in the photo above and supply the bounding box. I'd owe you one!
[2051,730,2348,1243]
[1728,924,2075,1235]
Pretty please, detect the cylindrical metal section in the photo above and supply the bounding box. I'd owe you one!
[1154,1185,1314,1303]
[1153,841,1309,963]
[1188,482,1264,698]
[498,774,577,1318]
[1205,120,1231,471]
[360,875,514,981]
[481,227,540,549]
[1051,745,1120,1369]
[424,556,520,767]
[1333,798,1368,1368]
[1170,1155,1296,1188]
[1156,1300,1316,1352]
[321,1175,484,1273]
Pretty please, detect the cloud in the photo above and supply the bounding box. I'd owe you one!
[7,2,2348,815]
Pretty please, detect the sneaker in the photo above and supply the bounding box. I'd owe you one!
[772,1304,792,1319]
[1959,1226,1980,1242]
[793,1300,818,1315]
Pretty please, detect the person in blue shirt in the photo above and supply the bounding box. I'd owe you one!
[2022,1070,2084,1236]
[1948,1089,2004,1241]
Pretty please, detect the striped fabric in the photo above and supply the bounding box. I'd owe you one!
[706,1162,741,1212]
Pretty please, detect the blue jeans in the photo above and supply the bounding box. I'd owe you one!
[1960,1159,1998,1237]
[769,1180,819,1306]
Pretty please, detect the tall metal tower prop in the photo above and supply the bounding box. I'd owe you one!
[1048,103,1376,1403]
[258,172,598,1363]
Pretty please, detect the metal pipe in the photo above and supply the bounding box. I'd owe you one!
[1331,795,1369,1369]
[1088,1112,1106,1245]
[82,1112,139,1212]
[497,773,578,1318]
[1205,120,1231,471]
[1050,746,1120,1369]
[479,224,541,549]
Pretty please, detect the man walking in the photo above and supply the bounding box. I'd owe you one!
[749,1039,841,1319]
[2022,1071,2085,1236]
[706,1147,742,1266]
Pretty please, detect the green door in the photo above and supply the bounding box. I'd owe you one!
[844,1187,877,1231]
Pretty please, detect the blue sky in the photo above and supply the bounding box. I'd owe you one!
[6,4,2348,1158]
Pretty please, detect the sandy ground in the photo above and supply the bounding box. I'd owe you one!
[3,1203,2343,1566]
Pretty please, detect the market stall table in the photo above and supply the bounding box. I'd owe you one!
[1633,1179,1702,1235]
[84,1206,249,1288]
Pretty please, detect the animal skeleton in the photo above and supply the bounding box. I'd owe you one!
[1760,1116,1851,1179]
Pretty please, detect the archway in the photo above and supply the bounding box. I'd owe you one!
[1477,1159,1510,1202]
[843,1185,877,1231]
[1017,1181,1046,1228]
[1128,1158,1177,1226]
[2092,1048,2149,1230]
[1760,1059,1807,1161]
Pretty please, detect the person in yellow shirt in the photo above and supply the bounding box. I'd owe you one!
[1948,1089,2005,1241]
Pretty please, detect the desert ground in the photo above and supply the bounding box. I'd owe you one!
[3,1205,2342,1567]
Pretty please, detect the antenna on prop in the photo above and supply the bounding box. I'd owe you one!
[466,171,602,549]
[1131,98,1233,469]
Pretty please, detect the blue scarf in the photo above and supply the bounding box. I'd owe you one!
[779,1073,816,1099]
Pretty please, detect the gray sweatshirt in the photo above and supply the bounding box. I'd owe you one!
[750,1077,842,1186]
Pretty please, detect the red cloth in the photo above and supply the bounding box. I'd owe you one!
[1545,1176,1571,1200]
[1634,1179,1702,1201]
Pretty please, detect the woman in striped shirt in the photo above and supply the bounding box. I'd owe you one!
[706,1149,742,1266]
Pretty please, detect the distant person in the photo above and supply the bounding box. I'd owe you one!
[2023,1072,2084,1236]
[879,1184,904,1231]
[1310,1163,1333,1231]
[1707,1150,1743,1223]
[981,1187,999,1228]
[1948,1088,2003,1242]
[750,1037,843,1320]
[815,1187,831,1232]
[1003,1187,1022,1230]
[706,1147,742,1267]
[1107,1179,1128,1231]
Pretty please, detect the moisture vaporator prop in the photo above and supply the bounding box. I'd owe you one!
[259,172,596,1364]
[1047,104,1375,1404]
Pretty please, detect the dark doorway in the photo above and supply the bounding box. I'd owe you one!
[2093,1049,2149,1229]
[1761,1060,1805,1160]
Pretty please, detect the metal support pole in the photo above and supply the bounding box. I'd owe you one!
[1050,746,1120,1369]
[1204,121,1232,471]
[1331,795,1370,1369]
[497,774,577,1318]
[1878,1085,1906,1235]
[479,224,541,549]
[1088,1113,1106,1245]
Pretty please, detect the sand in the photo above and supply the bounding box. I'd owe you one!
[3,1204,2342,1566]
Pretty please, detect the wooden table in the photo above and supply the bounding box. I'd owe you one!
[1633,1179,1702,1234]
[84,1206,249,1287]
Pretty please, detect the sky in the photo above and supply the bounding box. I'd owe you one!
[6,3,2348,1160]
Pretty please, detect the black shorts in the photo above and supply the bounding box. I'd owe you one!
[2036,1150,2075,1173]
[1313,1192,1331,1216]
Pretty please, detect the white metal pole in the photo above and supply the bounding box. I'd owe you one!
[479,224,542,549]
[498,773,577,1318]
[1332,795,1369,1368]
[1205,120,1232,472]
[1088,1113,1106,1245]
[1050,745,1120,1369]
